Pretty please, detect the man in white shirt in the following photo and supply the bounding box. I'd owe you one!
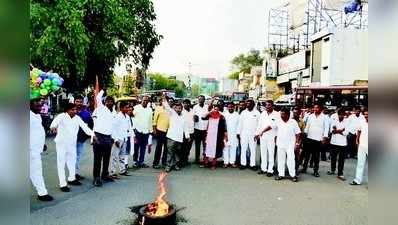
[193,95,209,164]
[133,96,153,168]
[223,102,240,168]
[301,103,329,177]
[327,109,349,180]
[92,90,117,186]
[237,99,260,170]
[30,98,54,201]
[274,108,301,182]
[50,103,94,192]
[255,100,279,176]
[180,99,195,167]
[346,107,363,159]
[162,99,190,173]
[110,101,132,178]
[351,109,368,185]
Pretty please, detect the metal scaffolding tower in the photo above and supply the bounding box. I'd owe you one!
[267,0,368,53]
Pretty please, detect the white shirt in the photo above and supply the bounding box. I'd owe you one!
[256,110,280,140]
[30,111,46,152]
[347,114,362,134]
[237,109,261,136]
[113,112,132,142]
[163,101,190,143]
[358,119,368,150]
[276,118,301,149]
[133,104,153,134]
[193,104,209,130]
[50,113,93,145]
[304,113,329,141]
[224,111,240,139]
[183,109,195,134]
[92,90,117,135]
[330,119,349,146]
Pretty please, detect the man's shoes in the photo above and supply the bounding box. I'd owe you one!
[153,165,161,169]
[231,164,238,168]
[300,169,307,174]
[258,171,267,175]
[223,164,229,168]
[60,186,70,192]
[350,180,360,185]
[102,176,115,183]
[75,174,85,180]
[174,166,181,171]
[120,171,131,176]
[291,176,299,182]
[37,194,54,202]
[313,172,320,177]
[275,176,284,181]
[239,165,247,170]
[110,174,120,179]
[93,178,103,187]
[250,166,258,171]
[327,171,335,175]
[140,164,149,168]
[337,175,346,181]
[266,172,274,177]
[165,167,171,173]
[67,180,82,186]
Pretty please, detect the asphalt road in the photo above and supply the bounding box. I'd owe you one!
[30,138,368,225]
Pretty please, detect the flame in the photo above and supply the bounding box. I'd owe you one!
[146,172,170,217]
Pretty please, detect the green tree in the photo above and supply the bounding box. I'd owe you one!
[230,49,264,75]
[191,84,201,98]
[228,71,240,80]
[148,72,187,98]
[30,0,162,91]
[122,75,136,96]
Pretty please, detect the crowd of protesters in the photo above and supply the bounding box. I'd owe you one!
[30,91,368,202]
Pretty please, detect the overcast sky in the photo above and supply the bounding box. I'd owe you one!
[148,0,283,79]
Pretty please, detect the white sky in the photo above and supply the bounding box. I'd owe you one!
[148,0,283,79]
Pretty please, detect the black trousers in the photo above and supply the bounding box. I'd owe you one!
[347,133,357,158]
[133,131,150,165]
[330,145,347,176]
[302,138,321,173]
[153,130,168,166]
[194,129,207,163]
[93,132,113,179]
[180,133,194,166]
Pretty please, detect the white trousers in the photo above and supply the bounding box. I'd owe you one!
[30,150,48,196]
[223,138,238,165]
[277,146,296,177]
[56,143,76,187]
[354,146,368,184]
[260,138,275,173]
[111,140,127,174]
[240,134,257,167]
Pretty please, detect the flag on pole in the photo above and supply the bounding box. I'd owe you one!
[94,75,99,109]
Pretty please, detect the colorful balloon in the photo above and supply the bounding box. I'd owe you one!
[43,79,51,86]
[40,89,48,96]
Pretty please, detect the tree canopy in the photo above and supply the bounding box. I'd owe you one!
[148,73,187,98]
[30,0,162,91]
[228,49,264,79]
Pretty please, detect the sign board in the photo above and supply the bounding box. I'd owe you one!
[278,51,306,75]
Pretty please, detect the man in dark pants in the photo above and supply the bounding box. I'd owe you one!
[180,99,195,167]
[152,99,170,169]
[301,104,329,177]
[132,96,153,168]
[92,90,117,186]
[193,95,208,164]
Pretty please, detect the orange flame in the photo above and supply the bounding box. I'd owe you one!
[146,172,169,217]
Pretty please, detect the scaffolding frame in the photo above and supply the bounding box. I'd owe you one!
[267,0,368,53]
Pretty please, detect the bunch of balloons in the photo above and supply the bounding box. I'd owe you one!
[30,67,64,99]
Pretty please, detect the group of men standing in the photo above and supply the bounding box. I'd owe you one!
[30,91,368,202]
